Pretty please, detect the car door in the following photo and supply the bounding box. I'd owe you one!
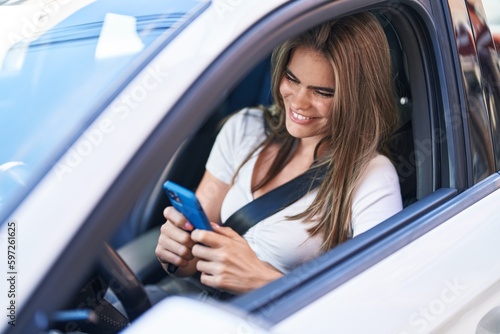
[119,0,500,332]
[120,0,500,332]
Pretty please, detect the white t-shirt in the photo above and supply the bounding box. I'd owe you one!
[206,108,402,273]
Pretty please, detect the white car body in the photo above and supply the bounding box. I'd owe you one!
[1,0,500,333]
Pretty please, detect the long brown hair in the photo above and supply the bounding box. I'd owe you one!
[237,12,399,251]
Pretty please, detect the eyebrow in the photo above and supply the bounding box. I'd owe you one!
[285,68,335,93]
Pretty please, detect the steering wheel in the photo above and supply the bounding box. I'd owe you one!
[47,244,151,333]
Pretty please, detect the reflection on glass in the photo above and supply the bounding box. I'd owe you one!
[95,13,145,59]
[466,0,500,175]
[449,0,496,182]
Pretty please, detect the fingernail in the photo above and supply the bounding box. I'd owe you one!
[184,222,193,230]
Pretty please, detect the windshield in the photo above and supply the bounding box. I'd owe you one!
[0,0,209,220]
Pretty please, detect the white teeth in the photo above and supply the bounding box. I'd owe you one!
[292,111,312,120]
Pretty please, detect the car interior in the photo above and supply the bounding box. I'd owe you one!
[45,5,461,333]
[114,11,420,249]
[111,8,428,267]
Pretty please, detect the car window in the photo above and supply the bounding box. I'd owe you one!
[482,0,500,59]
[482,0,500,25]
[476,0,500,167]
[0,0,209,221]
[482,0,500,55]
[483,0,500,166]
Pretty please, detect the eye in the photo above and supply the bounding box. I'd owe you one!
[285,72,299,84]
[315,90,335,98]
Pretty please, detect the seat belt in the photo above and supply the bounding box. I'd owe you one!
[224,164,328,236]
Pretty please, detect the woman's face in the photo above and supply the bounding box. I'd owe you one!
[279,46,335,143]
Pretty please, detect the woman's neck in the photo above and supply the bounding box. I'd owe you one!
[296,136,324,162]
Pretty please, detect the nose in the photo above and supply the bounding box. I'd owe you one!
[290,86,311,110]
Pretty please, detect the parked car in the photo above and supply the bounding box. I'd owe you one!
[1,0,500,333]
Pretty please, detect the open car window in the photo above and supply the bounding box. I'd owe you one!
[116,0,452,316]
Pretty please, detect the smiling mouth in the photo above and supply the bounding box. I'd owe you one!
[291,110,316,120]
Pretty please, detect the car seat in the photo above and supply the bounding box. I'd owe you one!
[375,12,417,207]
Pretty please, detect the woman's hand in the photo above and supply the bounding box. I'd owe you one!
[155,206,198,276]
[191,223,283,294]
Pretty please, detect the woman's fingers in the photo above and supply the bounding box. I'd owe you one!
[163,206,193,231]
[195,258,221,276]
[156,234,194,263]
[191,242,222,262]
[209,223,240,239]
[190,224,241,247]
[155,219,195,267]
[190,225,283,293]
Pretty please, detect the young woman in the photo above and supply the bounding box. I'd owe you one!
[155,12,403,295]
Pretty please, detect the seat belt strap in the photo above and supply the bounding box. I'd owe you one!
[224,164,328,236]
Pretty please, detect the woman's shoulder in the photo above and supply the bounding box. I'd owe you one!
[214,107,267,150]
[366,153,397,172]
[355,153,400,195]
[221,107,265,135]
[230,107,265,124]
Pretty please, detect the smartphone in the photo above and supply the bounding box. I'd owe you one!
[163,180,213,231]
